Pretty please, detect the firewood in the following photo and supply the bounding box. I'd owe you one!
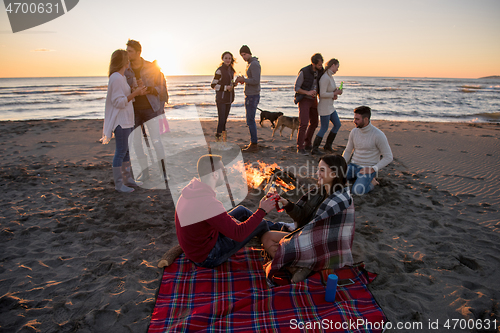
[157,244,184,268]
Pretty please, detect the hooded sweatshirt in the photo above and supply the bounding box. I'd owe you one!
[175,178,266,263]
[243,57,261,96]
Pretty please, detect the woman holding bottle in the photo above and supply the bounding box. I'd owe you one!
[261,154,355,284]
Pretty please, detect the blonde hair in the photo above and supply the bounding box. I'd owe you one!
[108,49,128,77]
[325,58,339,71]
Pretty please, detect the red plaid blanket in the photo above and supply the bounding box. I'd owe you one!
[148,248,387,333]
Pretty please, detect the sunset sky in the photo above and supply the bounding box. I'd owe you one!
[1,0,499,78]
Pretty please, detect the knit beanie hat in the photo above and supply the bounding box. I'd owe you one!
[239,45,251,55]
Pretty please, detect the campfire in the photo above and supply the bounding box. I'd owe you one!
[240,160,297,193]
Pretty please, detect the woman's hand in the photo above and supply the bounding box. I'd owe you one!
[133,86,147,97]
[128,86,147,102]
[259,195,277,213]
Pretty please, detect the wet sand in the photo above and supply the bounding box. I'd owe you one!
[0,118,499,332]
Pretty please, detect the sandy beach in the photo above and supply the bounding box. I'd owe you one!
[1,118,499,332]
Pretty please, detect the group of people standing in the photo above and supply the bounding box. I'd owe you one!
[210,49,344,156]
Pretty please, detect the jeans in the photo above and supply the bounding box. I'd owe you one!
[216,103,231,134]
[245,95,260,144]
[346,163,376,195]
[297,98,318,149]
[112,125,132,167]
[317,111,341,138]
[196,205,284,268]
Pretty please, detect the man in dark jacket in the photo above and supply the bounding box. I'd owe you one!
[294,53,324,155]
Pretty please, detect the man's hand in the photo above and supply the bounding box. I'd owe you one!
[235,76,245,84]
[307,90,317,97]
[278,197,288,206]
[259,195,277,213]
[359,167,375,175]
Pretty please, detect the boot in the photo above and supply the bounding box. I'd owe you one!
[113,167,134,193]
[323,131,337,153]
[121,161,142,186]
[311,135,324,155]
[215,133,221,142]
[243,143,259,153]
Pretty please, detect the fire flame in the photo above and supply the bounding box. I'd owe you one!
[232,160,296,190]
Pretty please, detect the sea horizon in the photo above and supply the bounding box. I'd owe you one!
[1,75,499,123]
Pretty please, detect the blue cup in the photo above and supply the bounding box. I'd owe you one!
[325,274,338,302]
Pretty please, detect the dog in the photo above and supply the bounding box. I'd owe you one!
[272,115,299,140]
[258,108,283,128]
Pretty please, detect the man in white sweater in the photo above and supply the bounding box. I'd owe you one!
[342,106,393,195]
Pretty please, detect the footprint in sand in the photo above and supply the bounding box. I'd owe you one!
[395,143,402,146]
[461,150,468,153]
[437,148,446,151]
[414,145,422,148]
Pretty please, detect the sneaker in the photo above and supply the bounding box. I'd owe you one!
[297,149,309,156]
[243,143,259,153]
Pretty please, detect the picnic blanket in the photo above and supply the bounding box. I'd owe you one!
[148,248,387,333]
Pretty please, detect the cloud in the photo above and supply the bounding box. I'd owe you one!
[31,48,54,52]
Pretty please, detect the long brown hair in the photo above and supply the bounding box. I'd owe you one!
[108,49,128,77]
[319,154,348,194]
[220,51,235,72]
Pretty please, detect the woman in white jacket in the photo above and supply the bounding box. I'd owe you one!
[312,58,343,155]
[102,49,146,192]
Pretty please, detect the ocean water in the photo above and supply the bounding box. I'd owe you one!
[0,76,499,122]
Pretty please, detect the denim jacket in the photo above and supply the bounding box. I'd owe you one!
[124,58,168,114]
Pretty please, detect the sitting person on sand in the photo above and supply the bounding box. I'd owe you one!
[175,154,288,268]
[261,155,355,283]
[342,106,393,195]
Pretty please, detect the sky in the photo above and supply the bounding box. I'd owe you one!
[0,0,499,78]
